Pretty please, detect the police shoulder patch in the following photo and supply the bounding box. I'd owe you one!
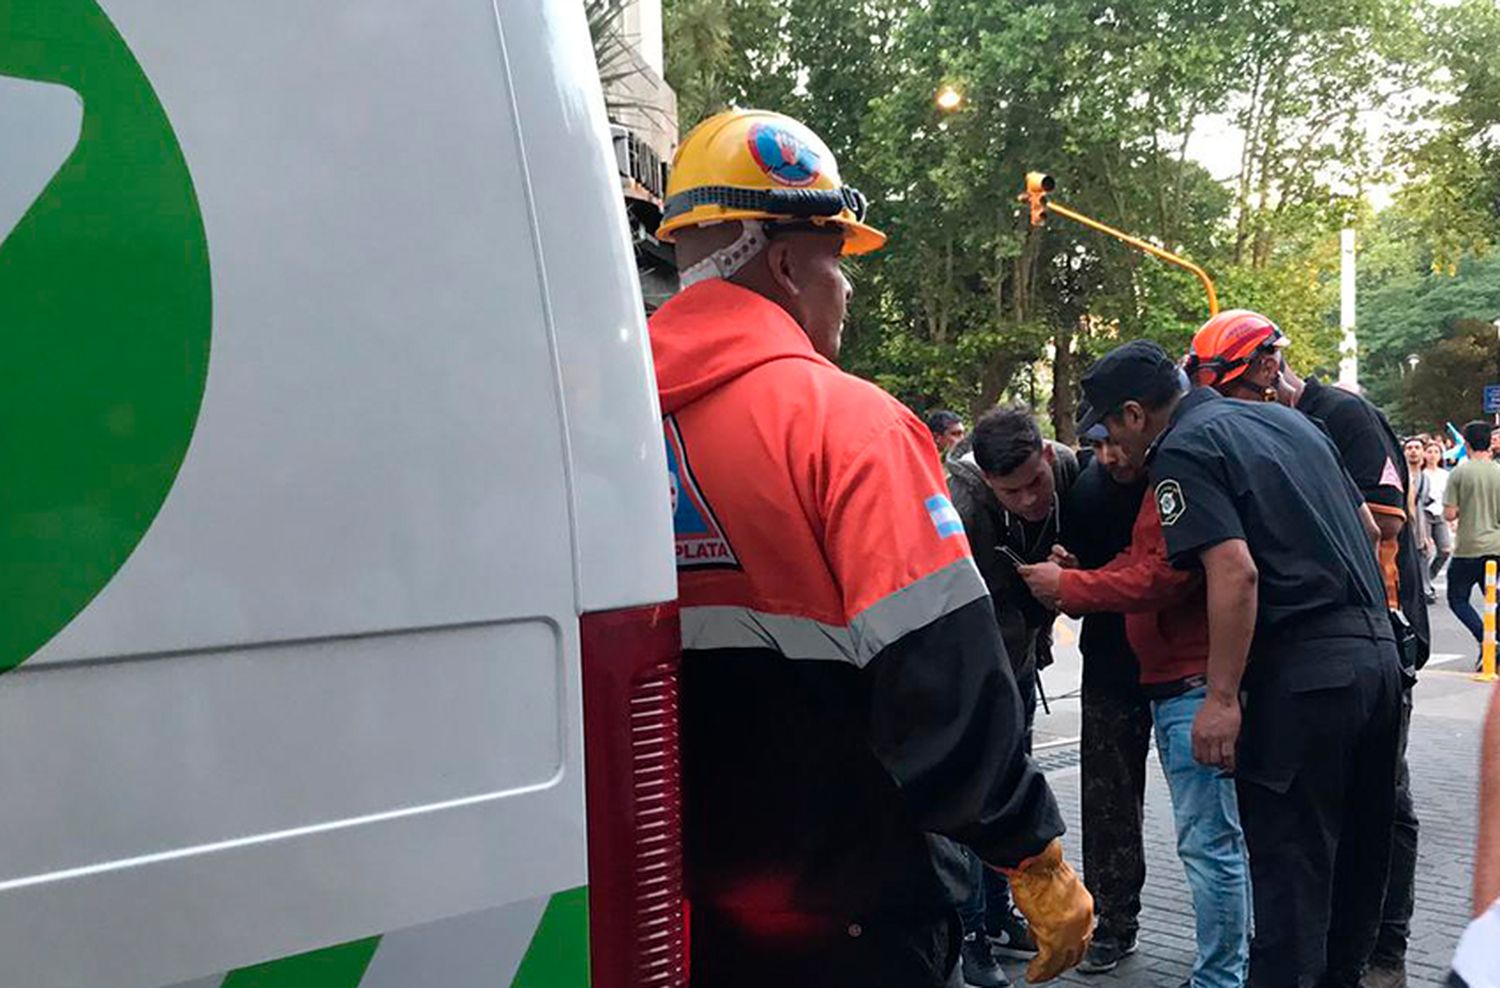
[1156,479,1187,526]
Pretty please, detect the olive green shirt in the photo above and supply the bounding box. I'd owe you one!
[1445,457,1500,558]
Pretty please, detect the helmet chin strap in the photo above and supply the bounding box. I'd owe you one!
[678,221,768,289]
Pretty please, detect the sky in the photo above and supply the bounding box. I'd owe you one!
[1184,108,1407,213]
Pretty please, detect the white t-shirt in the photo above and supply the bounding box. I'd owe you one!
[1425,467,1449,517]
[1453,898,1500,987]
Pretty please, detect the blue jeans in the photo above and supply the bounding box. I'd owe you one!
[1448,555,1499,649]
[1153,688,1251,988]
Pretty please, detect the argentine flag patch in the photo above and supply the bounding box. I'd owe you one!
[926,494,965,539]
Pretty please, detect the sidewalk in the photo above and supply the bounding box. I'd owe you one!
[1013,660,1489,988]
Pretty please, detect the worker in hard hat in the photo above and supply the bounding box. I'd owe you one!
[649,108,1093,988]
[1188,310,1425,988]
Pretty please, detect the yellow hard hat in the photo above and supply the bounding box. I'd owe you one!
[657,109,886,256]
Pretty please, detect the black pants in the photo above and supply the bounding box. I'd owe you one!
[1370,689,1419,969]
[1080,679,1152,942]
[1237,629,1402,988]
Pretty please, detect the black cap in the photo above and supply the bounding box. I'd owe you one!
[1074,398,1109,443]
[1077,339,1182,434]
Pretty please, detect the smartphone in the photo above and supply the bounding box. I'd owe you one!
[997,546,1027,569]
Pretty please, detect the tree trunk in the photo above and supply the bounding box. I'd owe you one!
[1170,104,1198,244]
[1233,57,1266,265]
[1148,93,1170,243]
[937,236,953,343]
[1012,226,1043,323]
[1052,317,1078,445]
[975,351,1020,421]
[1250,60,1288,270]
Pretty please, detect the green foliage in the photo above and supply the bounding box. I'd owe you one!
[1398,320,1500,432]
[1394,0,1500,266]
[1352,207,1500,428]
[660,0,1499,428]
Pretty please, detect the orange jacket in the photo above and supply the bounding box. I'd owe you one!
[651,280,1061,973]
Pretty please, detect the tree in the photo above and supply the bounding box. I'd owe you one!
[1355,243,1500,426]
[1399,320,1500,431]
[663,0,784,128]
[659,0,1476,430]
[1394,0,1500,266]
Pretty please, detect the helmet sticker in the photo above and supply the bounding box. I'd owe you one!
[747,122,822,187]
[1156,479,1187,526]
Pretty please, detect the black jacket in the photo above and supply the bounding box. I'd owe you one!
[1062,454,1146,690]
[947,441,1079,678]
[1296,378,1431,669]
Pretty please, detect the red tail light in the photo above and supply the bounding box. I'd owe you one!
[581,603,687,988]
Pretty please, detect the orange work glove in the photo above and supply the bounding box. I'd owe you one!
[1001,839,1094,982]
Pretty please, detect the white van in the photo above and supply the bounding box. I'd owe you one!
[0,2,680,986]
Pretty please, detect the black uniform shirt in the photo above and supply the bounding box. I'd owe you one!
[1295,377,1430,660]
[1296,377,1406,514]
[1148,388,1386,637]
[1062,454,1145,688]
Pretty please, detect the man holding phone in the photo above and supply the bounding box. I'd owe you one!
[948,405,1079,747]
[947,406,1080,965]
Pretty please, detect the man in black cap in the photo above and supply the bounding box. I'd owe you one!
[1077,339,1402,988]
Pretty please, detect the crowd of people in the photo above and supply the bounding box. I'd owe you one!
[1401,426,1500,661]
[647,107,1499,988]
[926,376,1499,988]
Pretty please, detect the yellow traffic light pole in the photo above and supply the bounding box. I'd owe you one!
[1020,172,1220,317]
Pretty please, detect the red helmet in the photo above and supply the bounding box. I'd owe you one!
[1185,309,1288,388]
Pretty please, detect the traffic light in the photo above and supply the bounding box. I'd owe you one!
[1023,171,1055,226]
[1020,172,1220,316]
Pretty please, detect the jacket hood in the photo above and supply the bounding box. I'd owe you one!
[947,449,984,484]
[946,449,991,499]
[649,279,830,415]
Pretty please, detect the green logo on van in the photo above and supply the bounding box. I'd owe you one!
[1,1,211,674]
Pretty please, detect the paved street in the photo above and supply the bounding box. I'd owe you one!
[1012,572,1495,987]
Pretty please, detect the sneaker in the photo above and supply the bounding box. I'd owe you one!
[986,906,1038,960]
[1362,963,1407,988]
[1077,934,1138,974]
[961,931,1010,988]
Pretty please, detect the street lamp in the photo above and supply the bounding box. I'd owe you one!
[935,85,963,111]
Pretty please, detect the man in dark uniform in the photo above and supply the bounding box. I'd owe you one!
[1080,340,1403,988]
[1186,311,1427,987]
